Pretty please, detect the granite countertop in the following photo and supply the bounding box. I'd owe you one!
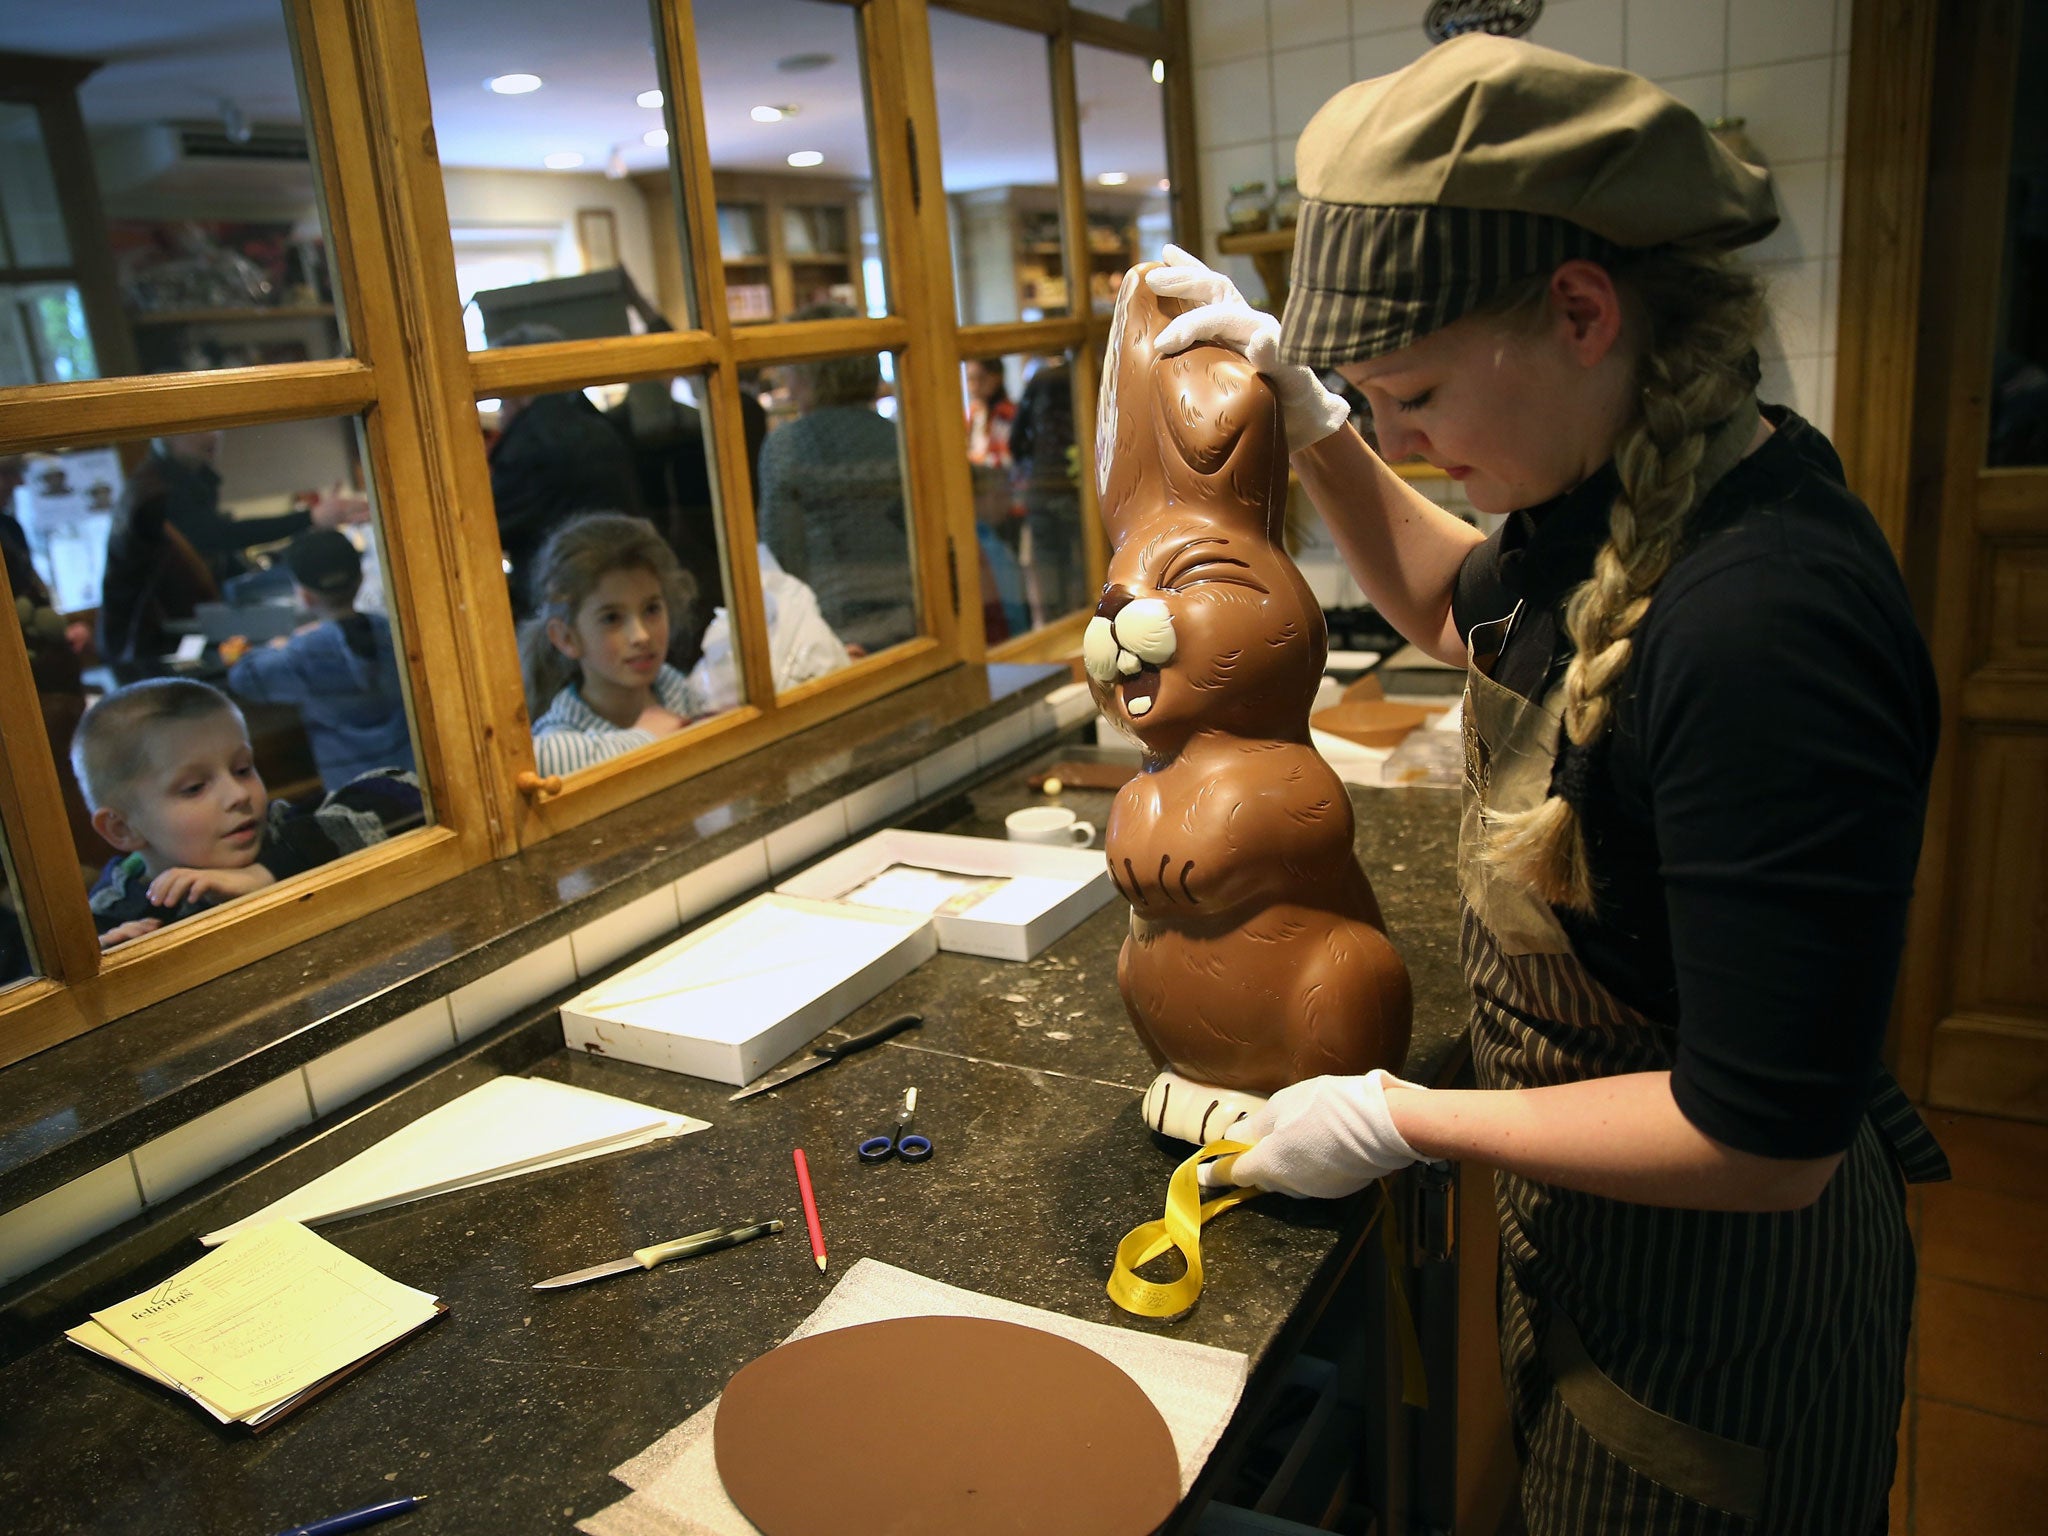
[0,746,1465,1536]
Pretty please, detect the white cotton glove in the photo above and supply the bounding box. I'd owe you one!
[1145,244,1352,454]
[1217,1070,1431,1199]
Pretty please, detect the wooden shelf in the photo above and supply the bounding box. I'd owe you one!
[1214,227,1297,258]
[130,304,336,326]
[1215,226,1297,314]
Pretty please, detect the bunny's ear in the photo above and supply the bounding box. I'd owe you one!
[1096,263,1287,553]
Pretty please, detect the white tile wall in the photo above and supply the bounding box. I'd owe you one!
[0,1158,141,1287]
[765,798,851,875]
[1184,0,1855,436]
[449,935,576,1042]
[132,1074,314,1206]
[844,767,919,833]
[570,885,683,977]
[0,703,1069,1289]
[913,737,980,800]
[304,997,457,1117]
[673,839,770,923]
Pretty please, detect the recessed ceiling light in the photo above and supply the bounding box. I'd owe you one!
[1151,59,1165,84]
[487,73,542,95]
[777,52,834,74]
[786,150,825,168]
[644,128,669,148]
[637,89,664,109]
[1157,178,1171,191]
[751,104,796,123]
[543,151,585,170]
[1097,171,1129,186]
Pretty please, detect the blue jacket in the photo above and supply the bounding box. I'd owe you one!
[228,613,415,791]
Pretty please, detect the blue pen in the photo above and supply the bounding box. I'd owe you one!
[271,1493,428,1536]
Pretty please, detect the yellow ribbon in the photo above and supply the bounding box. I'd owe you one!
[1107,1139,1255,1318]
[1107,1142,1432,1408]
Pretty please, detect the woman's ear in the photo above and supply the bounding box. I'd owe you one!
[92,806,145,853]
[546,615,581,660]
[1548,259,1626,367]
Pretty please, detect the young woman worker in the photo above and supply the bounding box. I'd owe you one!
[1161,35,1950,1534]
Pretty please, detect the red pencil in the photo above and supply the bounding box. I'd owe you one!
[792,1147,827,1272]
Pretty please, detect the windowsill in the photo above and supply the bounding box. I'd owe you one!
[0,662,1070,1216]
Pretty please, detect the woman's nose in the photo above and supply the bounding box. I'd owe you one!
[1375,415,1422,462]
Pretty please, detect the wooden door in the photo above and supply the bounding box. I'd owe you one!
[1843,0,2048,1121]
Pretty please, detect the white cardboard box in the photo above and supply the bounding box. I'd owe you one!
[559,894,937,1084]
[774,829,1116,962]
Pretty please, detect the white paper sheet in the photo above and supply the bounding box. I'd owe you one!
[202,1077,706,1246]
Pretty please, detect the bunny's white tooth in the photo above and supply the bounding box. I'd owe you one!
[1117,649,1142,676]
[1128,696,1153,717]
[1082,616,1122,684]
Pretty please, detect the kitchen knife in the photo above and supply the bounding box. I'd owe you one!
[531,1218,783,1291]
[726,1012,923,1102]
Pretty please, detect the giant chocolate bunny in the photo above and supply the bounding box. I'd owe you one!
[1086,264,1412,1142]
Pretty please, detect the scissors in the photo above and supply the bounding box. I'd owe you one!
[857,1087,932,1164]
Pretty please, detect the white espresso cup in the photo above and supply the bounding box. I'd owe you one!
[1005,806,1095,846]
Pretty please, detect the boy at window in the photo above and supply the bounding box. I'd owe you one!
[71,678,422,950]
[224,529,416,792]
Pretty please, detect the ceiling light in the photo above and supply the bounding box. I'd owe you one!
[543,151,585,170]
[644,128,669,148]
[487,73,543,95]
[787,150,825,168]
[1157,178,1171,191]
[1151,59,1165,84]
[637,89,664,109]
[606,147,628,179]
[751,104,794,123]
[1097,171,1129,187]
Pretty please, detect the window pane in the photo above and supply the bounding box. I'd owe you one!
[3,419,429,953]
[693,0,888,323]
[0,532,50,988]
[750,350,919,674]
[930,12,1061,327]
[416,0,696,345]
[0,810,37,990]
[476,373,746,772]
[1075,45,1172,315]
[0,3,350,382]
[1989,0,2048,466]
[962,352,1087,642]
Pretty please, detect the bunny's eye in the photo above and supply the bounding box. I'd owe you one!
[1162,554,1267,594]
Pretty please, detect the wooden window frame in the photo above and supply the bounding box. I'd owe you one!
[0,0,1190,1067]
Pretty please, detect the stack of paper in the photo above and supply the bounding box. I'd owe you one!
[200,1076,708,1247]
[68,1221,442,1429]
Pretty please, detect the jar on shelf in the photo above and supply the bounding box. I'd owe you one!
[1272,177,1300,229]
[1224,182,1271,234]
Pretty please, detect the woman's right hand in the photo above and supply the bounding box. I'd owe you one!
[1144,245,1352,453]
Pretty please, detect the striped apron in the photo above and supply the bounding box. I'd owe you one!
[1459,587,1949,1534]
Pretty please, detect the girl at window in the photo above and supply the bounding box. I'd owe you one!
[520,513,705,777]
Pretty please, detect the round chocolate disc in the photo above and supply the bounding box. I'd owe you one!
[714,1315,1180,1536]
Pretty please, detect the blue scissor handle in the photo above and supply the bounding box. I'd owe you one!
[896,1133,932,1163]
[857,1134,896,1163]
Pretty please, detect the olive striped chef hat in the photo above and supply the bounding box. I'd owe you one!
[1278,34,1778,370]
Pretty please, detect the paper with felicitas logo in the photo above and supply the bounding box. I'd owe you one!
[82,1220,438,1423]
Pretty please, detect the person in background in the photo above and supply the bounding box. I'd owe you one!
[964,357,1028,640]
[486,324,644,609]
[223,528,414,792]
[141,431,367,587]
[753,303,916,656]
[1171,36,1946,1532]
[97,457,220,675]
[521,513,704,777]
[72,678,421,949]
[1007,354,1086,625]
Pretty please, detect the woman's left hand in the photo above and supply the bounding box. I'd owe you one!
[1216,1069,1433,1198]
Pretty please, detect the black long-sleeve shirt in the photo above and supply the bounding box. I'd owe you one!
[1451,407,1939,1159]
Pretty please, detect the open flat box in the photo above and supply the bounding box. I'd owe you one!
[560,894,938,1084]
[774,829,1115,962]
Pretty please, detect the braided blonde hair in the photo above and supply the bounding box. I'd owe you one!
[1481,249,1767,911]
